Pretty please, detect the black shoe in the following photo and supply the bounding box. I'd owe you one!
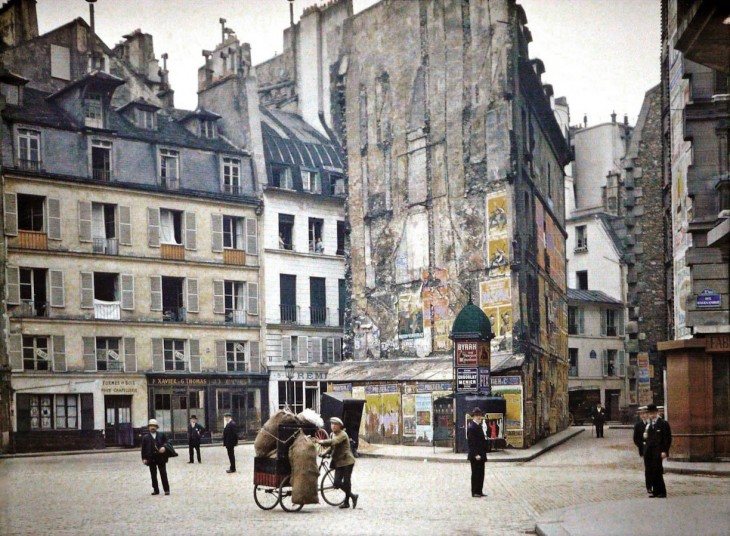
[339,503,350,509]
[352,494,359,509]
[164,491,170,496]
[188,461,194,464]
[472,493,484,497]
[226,469,236,473]
[151,491,160,495]
[651,494,666,498]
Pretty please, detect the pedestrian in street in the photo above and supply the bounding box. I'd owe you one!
[317,417,359,509]
[223,412,238,473]
[141,418,170,496]
[467,407,488,498]
[633,406,651,494]
[188,415,204,464]
[592,402,606,438]
[643,404,672,498]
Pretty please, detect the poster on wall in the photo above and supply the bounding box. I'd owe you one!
[381,392,401,440]
[457,367,478,392]
[487,237,510,277]
[637,353,653,406]
[484,413,504,440]
[398,291,424,340]
[422,269,452,351]
[492,377,524,448]
[402,394,416,438]
[364,393,383,442]
[478,367,491,394]
[415,393,433,444]
[455,341,478,366]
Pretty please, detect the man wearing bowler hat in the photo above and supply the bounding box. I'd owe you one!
[467,408,488,498]
[187,415,204,464]
[643,404,672,498]
[141,419,171,495]
[223,412,238,473]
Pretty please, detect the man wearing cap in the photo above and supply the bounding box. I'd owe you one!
[643,404,672,498]
[187,415,204,464]
[317,417,359,509]
[141,419,171,495]
[223,412,238,473]
[467,408,488,498]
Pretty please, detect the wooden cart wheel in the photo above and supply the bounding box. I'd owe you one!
[253,484,279,510]
[279,476,304,512]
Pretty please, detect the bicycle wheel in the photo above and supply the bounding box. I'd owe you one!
[320,467,346,506]
[279,476,304,512]
[253,485,279,510]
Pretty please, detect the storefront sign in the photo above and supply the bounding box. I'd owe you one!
[696,289,721,308]
[478,367,491,394]
[707,334,730,353]
[416,382,453,393]
[332,383,352,392]
[150,377,208,386]
[456,367,478,392]
[364,384,398,394]
[101,379,140,394]
[491,376,520,386]
[270,370,328,381]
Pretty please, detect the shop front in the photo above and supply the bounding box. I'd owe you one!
[268,367,329,415]
[147,374,268,442]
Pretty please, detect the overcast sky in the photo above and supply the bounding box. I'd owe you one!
[36,0,660,126]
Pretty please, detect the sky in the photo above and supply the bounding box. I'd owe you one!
[36,0,660,126]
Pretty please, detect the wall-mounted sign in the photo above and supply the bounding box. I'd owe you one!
[492,376,521,386]
[478,367,491,394]
[456,367,478,392]
[589,350,597,359]
[697,288,721,309]
[455,342,478,366]
[707,334,730,353]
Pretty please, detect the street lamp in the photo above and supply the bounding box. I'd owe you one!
[284,359,295,409]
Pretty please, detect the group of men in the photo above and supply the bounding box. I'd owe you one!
[633,403,672,498]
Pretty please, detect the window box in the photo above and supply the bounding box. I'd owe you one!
[160,243,185,260]
[224,248,246,265]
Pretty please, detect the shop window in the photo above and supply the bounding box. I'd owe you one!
[30,394,53,429]
[96,337,122,371]
[55,395,78,429]
[278,214,294,250]
[222,157,241,194]
[223,216,244,250]
[308,218,324,253]
[18,267,48,317]
[163,339,187,371]
[159,149,180,189]
[576,270,588,290]
[226,341,247,372]
[84,94,104,128]
[17,194,45,232]
[17,128,41,170]
[271,164,293,189]
[336,221,345,256]
[155,393,171,410]
[569,348,578,377]
[23,335,50,371]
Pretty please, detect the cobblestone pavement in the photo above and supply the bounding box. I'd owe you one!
[0,429,727,536]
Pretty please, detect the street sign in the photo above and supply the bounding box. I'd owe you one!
[696,288,721,308]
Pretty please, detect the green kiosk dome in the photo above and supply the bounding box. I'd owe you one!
[450,302,494,342]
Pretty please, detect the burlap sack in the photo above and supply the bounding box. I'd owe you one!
[289,433,319,505]
[254,410,299,457]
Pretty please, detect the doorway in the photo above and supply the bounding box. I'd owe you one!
[104,395,133,447]
[605,389,621,421]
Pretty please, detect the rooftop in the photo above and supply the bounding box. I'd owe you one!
[567,289,623,305]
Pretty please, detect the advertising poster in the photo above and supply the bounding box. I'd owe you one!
[487,192,508,237]
[398,291,424,339]
[364,393,383,442]
[480,278,511,308]
[478,367,491,394]
[484,413,504,440]
[455,341,478,366]
[487,237,510,276]
[402,394,416,437]
[381,392,401,440]
[637,353,653,405]
[415,393,433,443]
[457,367,478,392]
[492,378,523,448]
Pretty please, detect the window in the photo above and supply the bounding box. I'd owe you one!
[603,309,622,337]
[18,267,48,317]
[91,272,120,320]
[159,208,183,245]
[92,203,118,254]
[715,71,729,96]
[336,221,345,256]
[17,128,41,170]
[201,119,217,139]
[23,335,50,371]
[568,348,578,377]
[163,339,187,371]
[271,164,293,189]
[310,277,327,325]
[575,225,587,251]
[605,350,617,377]
[223,216,244,249]
[159,149,179,188]
[91,140,112,181]
[138,109,156,130]
[279,214,294,250]
[568,306,584,335]
[162,277,185,322]
[331,173,346,196]
[30,394,54,429]
[280,274,297,323]
[226,341,247,372]
[50,45,70,80]
[84,94,104,128]
[17,194,45,232]
[225,281,246,324]
[308,218,324,253]
[576,271,588,290]
[302,169,321,194]
[96,337,122,371]
[222,158,241,194]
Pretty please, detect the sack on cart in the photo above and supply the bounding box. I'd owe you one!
[289,433,319,505]
[254,409,299,457]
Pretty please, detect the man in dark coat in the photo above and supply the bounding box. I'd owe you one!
[633,406,651,494]
[223,412,238,473]
[643,404,672,498]
[187,415,204,464]
[467,407,488,498]
[592,402,606,438]
[141,419,170,495]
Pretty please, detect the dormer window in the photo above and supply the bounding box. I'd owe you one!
[159,149,180,189]
[302,170,321,194]
[138,109,156,130]
[84,94,104,128]
[201,120,216,139]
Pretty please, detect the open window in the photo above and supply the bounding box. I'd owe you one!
[279,214,294,250]
[16,128,41,171]
[17,194,45,232]
[92,203,118,254]
[159,208,183,245]
[225,280,247,324]
[159,149,180,189]
[19,267,48,317]
[336,221,345,256]
[330,173,346,196]
[223,215,244,250]
[91,139,112,181]
[576,271,588,290]
[575,225,587,251]
[568,348,578,377]
[222,157,241,195]
[308,218,324,253]
[271,164,293,189]
[302,169,321,194]
[162,276,185,322]
[91,272,120,320]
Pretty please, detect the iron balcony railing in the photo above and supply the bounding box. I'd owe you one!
[222,184,245,196]
[310,306,327,326]
[16,159,41,171]
[16,299,48,318]
[93,237,119,255]
[92,168,111,181]
[280,304,300,324]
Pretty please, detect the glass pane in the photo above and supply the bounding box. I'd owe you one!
[56,417,66,428]
[31,417,39,429]
[41,417,51,428]
[67,417,77,429]
[68,406,77,416]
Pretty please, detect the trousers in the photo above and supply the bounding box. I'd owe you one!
[334,464,354,502]
[470,459,485,495]
[226,446,236,471]
[644,448,666,496]
[189,444,201,463]
[595,423,605,437]
[149,463,169,492]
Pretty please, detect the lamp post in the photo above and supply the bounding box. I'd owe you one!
[284,359,295,409]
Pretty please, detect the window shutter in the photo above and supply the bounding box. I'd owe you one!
[78,200,92,242]
[249,341,261,373]
[211,214,223,253]
[3,192,17,236]
[311,337,322,363]
[49,270,65,307]
[213,280,225,314]
[121,274,135,310]
[618,350,626,377]
[334,337,343,362]
[80,271,94,309]
[618,310,625,337]
[6,265,20,305]
[184,211,197,250]
[189,339,201,373]
[150,276,162,311]
[83,337,96,371]
[47,197,61,240]
[147,207,160,247]
[247,282,259,316]
[578,308,585,334]
[602,350,608,377]
[9,334,23,371]
[298,335,308,363]
[186,278,199,313]
[52,335,66,372]
[124,338,137,373]
[326,338,335,364]
[281,336,291,362]
[119,206,132,245]
[81,393,94,431]
[152,338,163,372]
[246,217,258,255]
[216,340,227,372]
[600,310,607,337]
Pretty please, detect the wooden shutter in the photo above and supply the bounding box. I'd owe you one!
[52,335,66,372]
[249,341,260,373]
[184,211,197,250]
[124,338,137,373]
[211,214,223,253]
[186,278,199,313]
[298,335,308,363]
[83,337,96,371]
[80,272,94,309]
[150,276,162,311]
[78,200,92,242]
[16,394,31,432]
[602,350,608,377]
[578,308,585,335]
[49,270,65,307]
[147,207,160,247]
[216,340,227,372]
[152,338,163,371]
[6,265,20,305]
[81,393,94,431]
[618,351,626,377]
[121,274,135,310]
[189,339,201,373]
[247,282,259,316]
[326,338,335,364]
[333,337,342,362]
[213,280,225,314]
[311,337,322,363]
[246,217,258,255]
[600,310,607,336]
[8,334,23,371]
[119,206,132,245]
[281,336,291,362]
[618,310,625,336]
[3,192,17,236]
[47,197,61,240]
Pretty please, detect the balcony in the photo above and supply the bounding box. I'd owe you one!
[94,301,121,320]
[310,306,327,326]
[14,300,48,318]
[18,230,47,250]
[163,307,186,322]
[224,249,246,265]
[222,184,245,196]
[161,244,185,260]
[93,237,118,255]
[92,168,111,181]
[16,159,41,172]
[159,177,179,190]
[226,309,248,325]
[280,304,300,325]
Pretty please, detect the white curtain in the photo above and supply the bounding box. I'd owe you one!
[94,299,120,320]
[92,204,106,239]
[235,218,244,249]
[160,210,180,245]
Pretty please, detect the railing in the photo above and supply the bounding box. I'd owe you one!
[17,230,48,250]
[309,240,325,254]
[93,237,118,255]
[226,309,248,325]
[160,243,185,260]
[163,307,186,322]
[159,177,179,190]
[94,302,121,320]
[224,248,246,265]
[222,184,245,196]
[280,304,300,325]
[15,300,48,318]
[310,306,327,326]
[568,367,578,377]
[16,159,41,172]
[92,168,111,181]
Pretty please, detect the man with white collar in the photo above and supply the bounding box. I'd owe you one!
[643,404,672,498]
[141,419,171,495]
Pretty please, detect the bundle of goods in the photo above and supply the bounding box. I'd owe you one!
[254,409,299,458]
[288,433,320,505]
[297,408,324,429]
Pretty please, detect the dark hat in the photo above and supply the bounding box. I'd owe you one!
[646,404,658,412]
[224,412,232,417]
[190,415,198,420]
[471,407,484,416]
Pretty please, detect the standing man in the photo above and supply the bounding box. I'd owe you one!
[633,406,651,494]
[223,412,238,473]
[592,402,606,438]
[141,419,170,496]
[317,417,359,509]
[467,408,488,498]
[187,415,204,464]
[643,404,672,498]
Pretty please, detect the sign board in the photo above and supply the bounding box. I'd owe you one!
[492,376,520,386]
[478,367,491,394]
[455,342,478,366]
[637,352,653,406]
[707,334,730,353]
[696,288,721,308]
[456,367,478,392]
